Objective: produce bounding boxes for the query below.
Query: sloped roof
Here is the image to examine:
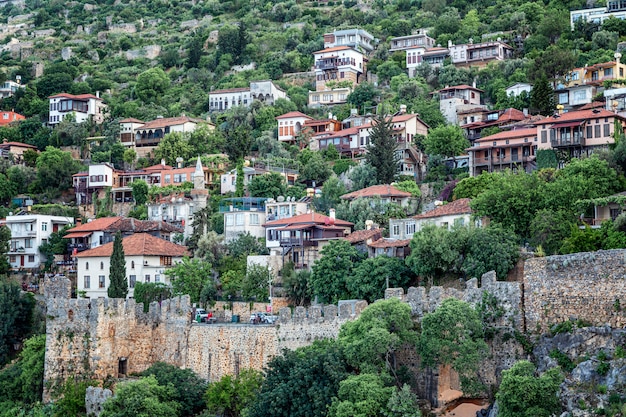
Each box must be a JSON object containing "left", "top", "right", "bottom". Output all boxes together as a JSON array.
[
  {"left": 138, "top": 116, "right": 202, "bottom": 130},
  {"left": 473, "top": 128, "right": 537, "bottom": 143},
  {"left": 368, "top": 238, "right": 411, "bottom": 248},
  {"left": 313, "top": 46, "right": 353, "bottom": 54},
  {"left": 414, "top": 198, "right": 472, "bottom": 219},
  {"left": 535, "top": 109, "right": 624, "bottom": 125},
  {"left": 341, "top": 184, "right": 412, "bottom": 200},
  {"left": 75, "top": 233, "right": 188, "bottom": 258},
  {"left": 119, "top": 117, "right": 144, "bottom": 123},
  {"left": 578, "top": 101, "right": 605, "bottom": 110},
  {"left": 439, "top": 84, "right": 484, "bottom": 93},
  {"left": 264, "top": 212, "right": 353, "bottom": 228},
  {"left": 344, "top": 228, "right": 382, "bottom": 243},
  {"left": 65, "top": 217, "right": 123, "bottom": 233},
  {"left": 275, "top": 111, "right": 314, "bottom": 120},
  {"left": 102, "top": 218, "right": 183, "bottom": 233},
  {"left": 0, "top": 141, "right": 38, "bottom": 149},
  {"left": 49, "top": 93, "right": 102, "bottom": 100}
]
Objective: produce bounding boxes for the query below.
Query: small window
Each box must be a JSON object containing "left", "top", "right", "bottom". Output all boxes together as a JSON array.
[
  {"left": 145, "top": 274, "right": 151, "bottom": 283},
  {"left": 84, "top": 275, "right": 91, "bottom": 289},
  {"left": 86, "top": 262, "right": 89, "bottom": 270},
  {"left": 100, "top": 261, "right": 104, "bottom": 270},
  {"left": 131, "top": 261, "right": 135, "bottom": 269},
  {"left": 155, "top": 274, "right": 160, "bottom": 283},
  {"left": 129, "top": 275, "right": 136, "bottom": 288},
  {"left": 42, "top": 222, "right": 48, "bottom": 231},
  {"left": 99, "top": 275, "right": 105, "bottom": 288},
  {"left": 28, "top": 255, "right": 35, "bottom": 263}
]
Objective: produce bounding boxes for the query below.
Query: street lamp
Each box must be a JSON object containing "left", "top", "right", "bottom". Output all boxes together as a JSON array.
[{"left": 268, "top": 266, "right": 273, "bottom": 314}]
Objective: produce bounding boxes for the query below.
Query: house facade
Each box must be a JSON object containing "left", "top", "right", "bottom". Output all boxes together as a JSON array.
[
  {"left": 0, "top": 110, "right": 25, "bottom": 126},
  {"left": 468, "top": 128, "right": 538, "bottom": 176},
  {"left": 449, "top": 40, "right": 513, "bottom": 69},
  {"left": 118, "top": 118, "right": 145, "bottom": 147},
  {"left": 0, "top": 141, "right": 38, "bottom": 163},
  {"left": 323, "top": 28, "right": 375, "bottom": 54},
  {"left": 221, "top": 197, "right": 267, "bottom": 242},
  {"left": 0, "top": 79, "right": 25, "bottom": 99},
  {"left": 406, "top": 46, "right": 449, "bottom": 76},
  {"left": 264, "top": 211, "right": 353, "bottom": 270},
  {"left": 276, "top": 111, "right": 314, "bottom": 143},
  {"left": 208, "top": 80, "right": 287, "bottom": 112},
  {"left": 390, "top": 29, "right": 435, "bottom": 52},
  {"left": 340, "top": 184, "right": 413, "bottom": 207},
  {"left": 6, "top": 214, "right": 73, "bottom": 270},
  {"left": 48, "top": 93, "right": 106, "bottom": 125},
  {"left": 570, "top": 1, "right": 626, "bottom": 29},
  {"left": 133, "top": 116, "right": 207, "bottom": 156},
  {"left": 438, "top": 85, "right": 484, "bottom": 125},
  {"left": 75, "top": 233, "right": 187, "bottom": 299}
]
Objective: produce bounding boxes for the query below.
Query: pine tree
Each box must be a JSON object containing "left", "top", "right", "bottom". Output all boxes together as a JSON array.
[
  {"left": 108, "top": 231, "right": 128, "bottom": 298},
  {"left": 530, "top": 75, "right": 555, "bottom": 116},
  {"left": 366, "top": 114, "right": 398, "bottom": 184}
]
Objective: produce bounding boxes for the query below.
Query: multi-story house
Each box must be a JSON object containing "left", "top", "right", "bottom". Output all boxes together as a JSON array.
[
  {"left": 133, "top": 115, "right": 207, "bottom": 156},
  {"left": 75, "top": 233, "right": 188, "bottom": 299},
  {"left": 341, "top": 184, "right": 413, "bottom": 208},
  {"left": 406, "top": 46, "right": 450, "bottom": 76},
  {"left": 118, "top": 118, "right": 145, "bottom": 147},
  {"left": 449, "top": 40, "right": 513, "bottom": 69},
  {"left": 505, "top": 83, "right": 532, "bottom": 98},
  {"left": 74, "top": 163, "right": 117, "bottom": 206},
  {"left": 276, "top": 111, "right": 314, "bottom": 144},
  {"left": 5, "top": 214, "right": 74, "bottom": 270},
  {"left": 0, "top": 78, "right": 25, "bottom": 99},
  {"left": 208, "top": 80, "right": 288, "bottom": 112},
  {"left": 308, "top": 87, "right": 353, "bottom": 108},
  {"left": 467, "top": 127, "right": 538, "bottom": 176},
  {"left": 0, "top": 110, "right": 25, "bottom": 126},
  {"left": 264, "top": 211, "right": 353, "bottom": 270},
  {"left": 323, "top": 28, "right": 375, "bottom": 54},
  {"left": 0, "top": 140, "right": 38, "bottom": 163},
  {"left": 570, "top": 1, "right": 626, "bottom": 29},
  {"left": 389, "top": 29, "right": 435, "bottom": 52},
  {"left": 536, "top": 108, "right": 626, "bottom": 161},
  {"left": 557, "top": 58, "right": 626, "bottom": 110},
  {"left": 309, "top": 46, "right": 366, "bottom": 107},
  {"left": 221, "top": 197, "right": 268, "bottom": 242},
  {"left": 460, "top": 108, "right": 528, "bottom": 142},
  {"left": 266, "top": 197, "right": 311, "bottom": 222},
  {"left": 437, "top": 84, "right": 484, "bottom": 125},
  {"left": 48, "top": 93, "right": 107, "bottom": 125}
]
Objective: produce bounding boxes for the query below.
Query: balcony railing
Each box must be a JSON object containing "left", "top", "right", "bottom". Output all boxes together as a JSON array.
[
  {"left": 279, "top": 237, "right": 317, "bottom": 247},
  {"left": 551, "top": 136, "right": 585, "bottom": 147},
  {"left": 473, "top": 155, "right": 534, "bottom": 165}
]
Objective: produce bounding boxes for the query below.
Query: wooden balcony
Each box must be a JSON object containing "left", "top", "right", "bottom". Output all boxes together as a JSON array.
[{"left": 279, "top": 237, "right": 317, "bottom": 247}]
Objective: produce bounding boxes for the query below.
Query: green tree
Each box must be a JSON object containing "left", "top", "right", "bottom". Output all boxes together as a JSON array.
[
  {"left": 419, "top": 298, "right": 488, "bottom": 395},
  {"left": 141, "top": 362, "right": 207, "bottom": 417},
  {"left": 393, "top": 180, "right": 421, "bottom": 198},
  {"left": 247, "top": 172, "right": 286, "bottom": 198},
  {"left": 226, "top": 232, "right": 266, "bottom": 259},
  {"left": 153, "top": 132, "right": 194, "bottom": 166},
  {"left": 347, "top": 82, "right": 379, "bottom": 111},
  {"left": 282, "top": 269, "right": 312, "bottom": 306},
  {"left": 224, "top": 126, "right": 252, "bottom": 164},
  {"left": 131, "top": 179, "right": 149, "bottom": 206},
  {"left": 314, "top": 175, "right": 347, "bottom": 213},
  {"left": 328, "top": 373, "right": 394, "bottom": 417},
  {"left": 0, "top": 282, "right": 35, "bottom": 365},
  {"left": 405, "top": 224, "right": 458, "bottom": 285},
  {"left": 133, "top": 282, "right": 172, "bottom": 312},
  {"left": 108, "top": 231, "right": 128, "bottom": 298},
  {"left": 453, "top": 172, "right": 502, "bottom": 199},
  {"left": 496, "top": 361, "right": 563, "bottom": 417},
  {"left": 529, "top": 209, "right": 576, "bottom": 255},
  {"left": 530, "top": 75, "right": 555, "bottom": 116},
  {"left": 0, "top": 226, "right": 12, "bottom": 275},
  {"left": 339, "top": 298, "right": 416, "bottom": 378},
  {"left": 242, "top": 264, "right": 270, "bottom": 301},
  {"left": 310, "top": 240, "right": 362, "bottom": 303},
  {"left": 166, "top": 257, "right": 213, "bottom": 303},
  {"left": 300, "top": 151, "right": 333, "bottom": 185},
  {"left": 347, "top": 256, "right": 412, "bottom": 303},
  {"left": 247, "top": 340, "right": 350, "bottom": 417},
  {"left": 366, "top": 114, "right": 398, "bottom": 184},
  {"left": 123, "top": 148, "right": 137, "bottom": 170},
  {"left": 205, "top": 369, "right": 262, "bottom": 417},
  {"left": 187, "top": 35, "right": 204, "bottom": 69},
  {"left": 383, "top": 384, "right": 421, "bottom": 417},
  {"left": 423, "top": 125, "right": 469, "bottom": 163},
  {"left": 52, "top": 377, "right": 98, "bottom": 417},
  {"left": 135, "top": 68, "right": 170, "bottom": 104},
  {"left": 35, "top": 146, "right": 83, "bottom": 192},
  {"left": 461, "top": 225, "right": 520, "bottom": 280},
  {"left": 39, "top": 226, "right": 69, "bottom": 272},
  {"left": 100, "top": 376, "right": 180, "bottom": 417},
  {"left": 349, "top": 164, "right": 378, "bottom": 191},
  {"left": 235, "top": 161, "right": 245, "bottom": 197},
  {"left": 0, "top": 173, "right": 17, "bottom": 204}
]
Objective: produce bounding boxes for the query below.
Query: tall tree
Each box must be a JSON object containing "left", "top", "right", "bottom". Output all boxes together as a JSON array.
[
  {"left": 108, "top": 231, "right": 128, "bottom": 298},
  {"left": 423, "top": 125, "right": 469, "bottom": 164},
  {"left": 530, "top": 75, "right": 555, "bottom": 116},
  {"left": 366, "top": 114, "right": 398, "bottom": 184}
]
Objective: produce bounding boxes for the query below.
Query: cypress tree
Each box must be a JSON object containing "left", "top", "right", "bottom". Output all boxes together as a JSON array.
[
  {"left": 108, "top": 231, "right": 128, "bottom": 298},
  {"left": 366, "top": 113, "right": 398, "bottom": 184}
]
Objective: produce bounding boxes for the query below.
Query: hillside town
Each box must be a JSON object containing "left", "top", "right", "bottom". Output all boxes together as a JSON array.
[{"left": 1, "top": 0, "right": 626, "bottom": 416}]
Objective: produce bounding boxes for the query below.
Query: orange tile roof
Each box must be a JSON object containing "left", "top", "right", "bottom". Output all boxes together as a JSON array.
[
  {"left": 49, "top": 93, "right": 102, "bottom": 100},
  {"left": 439, "top": 84, "right": 484, "bottom": 93},
  {"left": 0, "top": 141, "right": 38, "bottom": 149},
  {"left": 275, "top": 111, "right": 314, "bottom": 120},
  {"left": 264, "top": 212, "right": 353, "bottom": 227},
  {"left": 414, "top": 198, "right": 472, "bottom": 219},
  {"left": 75, "top": 233, "right": 188, "bottom": 258},
  {"left": 498, "top": 108, "right": 526, "bottom": 123},
  {"left": 313, "top": 46, "right": 353, "bottom": 54},
  {"left": 119, "top": 117, "right": 144, "bottom": 123},
  {"left": 473, "top": 128, "right": 537, "bottom": 143},
  {"left": 535, "top": 109, "right": 624, "bottom": 125},
  {"left": 578, "top": 101, "right": 604, "bottom": 110},
  {"left": 138, "top": 116, "right": 202, "bottom": 130},
  {"left": 65, "top": 217, "right": 123, "bottom": 233},
  {"left": 0, "top": 111, "right": 25, "bottom": 126},
  {"left": 368, "top": 238, "right": 411, "bottom": 248},
  {"left": 344, "top": 228, "right": 382, "bottom": 243},
  {"left": 341, "top": 184, "right": 412, "bottom": 200}
]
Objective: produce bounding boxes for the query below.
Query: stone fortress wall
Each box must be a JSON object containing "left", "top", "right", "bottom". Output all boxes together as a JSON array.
[{"left": 43, "top": 249, "right": 626, "bottom": 400}]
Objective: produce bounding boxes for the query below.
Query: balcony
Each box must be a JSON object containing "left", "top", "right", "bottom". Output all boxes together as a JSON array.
[
  {"left": 551, "top": 136, "right": 585, "bottom": 148},
  {"left": 279, "top": 237, "right": 317, "bottom": 247},
  {"left": 473, "top": 155, "right": 534, "bottom": 165}
]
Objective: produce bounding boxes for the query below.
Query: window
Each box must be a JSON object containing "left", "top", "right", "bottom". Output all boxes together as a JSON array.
[
  {"left": 595, "top": 124, "right": 601, "bottom": 138},
  {"left": 392, "top": 224, "right": 400, "bottom": 236},
  {"left": 160, "top": 256, "right": 172, "bottom": 266},
  {"left": 99, "top": 275, "right": 105, "bottom": 288},
  {"left": 235, "top": 213, "right": 244, "bottom": 226},
  {"left": 587, "top": 125, "right": 593, "bottom": 138},
  {"left": 9, "top": 256, "right": 15, "bottom": 263},
  {"left": 42, "top": 222, "right": 48, "bottom": 231},
  {"left": 25, "top": 239, "right": 32, "bottom": 248},
  {"left": 28, "top": 255, "right": 35, "bottom": 262},
  {"left": 131, "top": 261, "right": 135, "bottom": 269},
  {"left": 604, "top": 124, "right": 610, "bottom": 137},
  {"left": 226, "top": 215, "right": 234, "bottom": 226},
  {"left": 405, "top": 223, "right": 416, "bottom": 235},
  {"left": 558, "top": 92, "right": 568, "bottom": 104},
  {"left": 250, "top": 213, "right": 259, "bottom": 225},
  {"left": 145, "top": 274, "right": 151, "bottom": 283},
  {"left": 541, "top": 131, "right": 547, "bottom": 143},
  {"left": 86, "top": 262, "right": 89, "bottom": 270},
  {"left": 165, "top": 174, "right": 171, "bottom": 183},
  {"left": 84, "top": 276, "right": 90, "bottom": 289},
  {"left": 155, "top": 274, "right": 160, "bottom": 283},
  {"left": 100, "top": 261, "right": 104, "bottom": 270},
  {"left": 129, "top": 275, "right": 136, "bottom": 288}
]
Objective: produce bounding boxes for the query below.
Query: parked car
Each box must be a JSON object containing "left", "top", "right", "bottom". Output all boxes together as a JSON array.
[
  {"left": 250, "top": 312, "right": 278, "bottom": 324},
  {"left": 264, "top": 314, "right": 278, "bottom": 324},
  {"left": 195, "top": 308, "right": 209, "bottom": 322}
]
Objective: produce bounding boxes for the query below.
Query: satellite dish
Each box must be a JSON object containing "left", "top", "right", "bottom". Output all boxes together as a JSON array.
[{"left": 277, "top": 196, "right": 285, "bottom": 202}]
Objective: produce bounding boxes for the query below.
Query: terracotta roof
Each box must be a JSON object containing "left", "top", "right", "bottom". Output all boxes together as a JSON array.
[
  {"left": 323, "top": 126, "right": 360, "bottom": 138},
  {"left": 65, "top": 217, "right": 123, "bottom": 233},
  {"left": 49, "top": 93, "right": 102, "bottom": 100},
  {"left": 275, "top": 111, "right": 314, "bottom": 120},
  {"left": 209, "top": 87, "right": 250, "bottom": 94},
  {"left": 498, "top": 108, "right": 526, "bottom": 123},
  {"left": 264, "top": 212, "right": 353, "bottom": 228},
  {"left": 75, "top": 233, "right": 188, "bottom": 258},
  {"left": 102, "top": 218, "right": 183, "bottom": 233},
  {"left": 0, "top": 141, "right": 38, "bottom": 149},
  {"left": 344, "top": 228, "right": 382, "bottom": 243},
  {"left": 438, "top": 84, "right": 484, "bottom": 93},
  {"left": 414, "top": 198, "right": 472, "bottom": 219},
  {"left": 390, "top": 113, "right": 430, "bottom": 128},
  {"left": 313, "top": 46, "right": 353, "bottom": 54},
  {"left": 119, "top": 117, "right": 144, "bottom": 123},
  {"left": 535, "top": 109, "right": 624, "bottom": 125},
  {"left": 423, "top": 47, "right": 449, "bottom": 55},
  {"left": 473, "top": 128, "right": 537, "bottom": 143},
  {"left": 138, "top": 116, "right": 202, "bottom": 130},
  {"left": 578, "top": 101, "right": 604, "bottom": 110},
  {"left": 368, "top": 238, "right": 411, "bottom": 248},
  {"left": 341, "top": 184, "right": 412, "bottom": 200}
]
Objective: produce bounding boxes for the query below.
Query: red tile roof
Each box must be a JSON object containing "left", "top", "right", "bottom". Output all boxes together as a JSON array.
[
  {"left": 264, "top": 212, "right": 353, "bottom": 228},
  {"left": 473, "top": 128, "right": 537, "bottom": 143},
  {"left": 341, "top": 184, "right": 412, "bottom": 200},
  {"left": 49, "top": 93, "right": 102, "bottom": 100},
  {"left": 65, "top": 217, "right": 123, "bottom": 233},
  {"left": 0, "top": 141, "right": 38, "bottom": 149},
  {"left": 344, "top": 228, "right": 382, "bottom": 243},
  {"left": 498, "top": 108, "right": 526, "bottom": 123},
  {"left": 438, "top": 84, "right": 484, "bottom": 93},
  {"left": 414, "top": 198, "right": 472, "bottom": 219},
  {"left": 535, "top": 109, "right": 624, "bottom": 125},
  {"left": 75, "top": 233, "right": 188, "bottom": 258},
  {"left": 578, "top": 101, "right": 604, "bottom": 110},
  {"left": 119, "top": 117, "right": 144, "bottom": 123},
  {"left": 313, "top": 46, "right": 353, "bottom": 54},
  {"left": 138, "top": 116, "right": 202, "bottom": 130},
  {"left": 368, "top": 238, "right": 411, "bottom": 248},
  {"left": 275, "top": 111, "right": 314, "bottom": 120}
]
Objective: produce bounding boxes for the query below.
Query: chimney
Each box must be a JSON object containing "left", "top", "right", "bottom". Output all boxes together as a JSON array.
[
  {"left": 96, "top": 91, "right": 100, "bottom": 98},
  {"left": 365, "top": 220, "right": 373, "bottom": 230},
  {"left": 329, "top": 208, "right": 336, "bottom": 223},
  {"left": 448, "top": 40, "right": 452, "bottom": 48},
  {"left": 161, "top": 158, "right": 166, "bottom": 166},
  {"left": 328, "top": 112, "right": 333, "bottom": 120},
  {"left": 399, "top": 104, "right": 407, "bottom": 114},
  {"left": 350, "top": 108, "right": 358, "bottom": 116}
]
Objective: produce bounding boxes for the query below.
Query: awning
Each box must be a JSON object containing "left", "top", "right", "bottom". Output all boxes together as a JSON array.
[
  {"left": 63, "top": 231, "right": 93, "bottom": 239},
  {"left": 551, "top": 121, "right": 584, "bottom": 129}
]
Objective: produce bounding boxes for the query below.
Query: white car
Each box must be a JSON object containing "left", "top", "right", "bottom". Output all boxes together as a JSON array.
[{"left": 195, "top": 309, "right": 209, "bottom": 322}]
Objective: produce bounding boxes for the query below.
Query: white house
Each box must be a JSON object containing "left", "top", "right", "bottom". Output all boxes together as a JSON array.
[
  {"left": 209, "top": 80, "right": 287, "bottom": 112},
  {"left": 323, "top": 28, "right": 375, "bottom": 54},
  {"left": 570, "top": 1, "right": 626, "bottom": 29},
  {"left": 265, "top": 196, "right": 311, "bottom": 222},
  {"left": 0, "top": 79, "right": 25, "bottom": 99},
  {"left": 221, "top": 197, "right": 267, "bottom": 242},
  {"left": 118, "top": 117, "right": 145, "bottom": 147},
  {"left": 88, "top": 163, "right": 116, "bottom": 189},
  {"left": 5, "top": 214, "right": 74, "bottom": 270},
  {"left": 437, "top": 85, "right": 484, "bottom": 125},
  {"left": 75, "top": 233, "right": 188, "bottom": 299},
  {"left": 276, "top": 111, "right": 314, "bottom": 143},
  {"left": 48, "top": 93, "right": 107, "bottom": 125},
  {"left": 390, "top": 29, "right": 435, "bottom": 52},
  {"left": 505, "top": 83, "right": 532, "bottom": 98}
]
